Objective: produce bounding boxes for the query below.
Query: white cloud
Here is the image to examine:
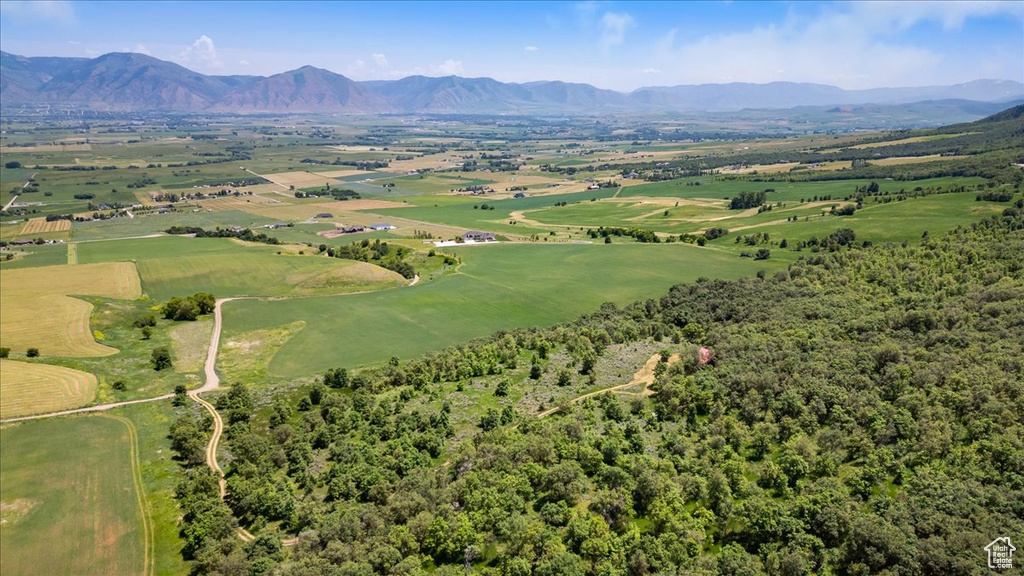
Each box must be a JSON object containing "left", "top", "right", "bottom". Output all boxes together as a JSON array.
[
  {"left": 648, "top": 2, "right": 1024, "bottom": 89},
  {"left": 178, "top": 35, "right": 222, "bottom": 70},
  {"left": 0, "top": 1, "right": 74, "bottom": 24},
  {"left": 372, "top": 53, "right": 389, "bottom": 69},
  {"left": 238, "top": 59, "right": 250, "bottom": 67},
  {"left": 131, "top": 44, "right": 150, "bottom": 56},
  {"left": 600, "top": 11, "right": 634, "bottom": 49},
  {"left": 524, "top": 45, "right": 540, "bottom": 52},
  {"left": 642, "top": 68, "right": 661, "bottom": 74},
  {"left": 434, "top": 59, "right": 464, "bottom": 75}
]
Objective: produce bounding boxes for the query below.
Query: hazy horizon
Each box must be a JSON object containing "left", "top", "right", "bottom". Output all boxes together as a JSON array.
[{"left": 1, "top": 1, "right": 1022, "bottom": 92}]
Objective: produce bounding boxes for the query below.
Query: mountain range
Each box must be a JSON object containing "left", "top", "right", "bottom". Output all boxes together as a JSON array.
[{"left": 2, "top": 51, "right": 1022, "bottom": 115}]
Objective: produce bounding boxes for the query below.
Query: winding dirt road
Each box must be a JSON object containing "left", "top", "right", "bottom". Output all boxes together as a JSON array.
[{"left": 537, "top": 353, "right": 679, "bottom": 418}]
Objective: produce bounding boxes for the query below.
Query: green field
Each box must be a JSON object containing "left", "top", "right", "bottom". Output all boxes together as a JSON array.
[
  {"left": 0, "top": 415, "right": 148, "bottom": 576},
  {"left": 618, "top": 175, "right": 987, "bottom": 202},
  {"left": 224, "top": 241, "right": 777, "bottom": 377},
  {"left": 76, "top": 235, "right": 407, "bottom": 299}
]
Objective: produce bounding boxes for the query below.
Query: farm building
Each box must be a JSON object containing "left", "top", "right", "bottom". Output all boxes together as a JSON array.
[
  {"left": 314, "top": 213, "right": 333, "bottom": 219},
  {"left": 370, "top": 223, "right": 396, "bottom": 231},
  {"left": 463, "top": 231, "right": 496, "bottom": 242},
  {"left": 265, "top": 222, "right": 291, "bottom": 229},
  {"left": 513, "top": 192, "right": 526, "bottom": 199}
]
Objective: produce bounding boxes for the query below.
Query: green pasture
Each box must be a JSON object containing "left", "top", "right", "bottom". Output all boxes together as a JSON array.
[
  {"left": 713, "top": 191, "right": 1014, "bottom": 251},
  {"left": 223, "top": 242, "right": 777, "bottom": 377},
  {"left": 0, "top": 416, "right": 146, "bottom": 576},
  {"left": 374, "top": 187, "right": 621, "bottom": 234},
  {"left": 70, "top": 210, "right": 275, "bottom": 242},
  {"left": 75, "top": 235, "right": 405, "bottom": 300},
  {"left": 618, "top": 176, "right": 987, "bottom": 202}
]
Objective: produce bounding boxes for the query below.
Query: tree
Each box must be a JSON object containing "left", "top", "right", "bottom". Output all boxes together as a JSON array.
[
  {"left": 5, "top": 161, "right": 22, "bottom": 169},
  {"left": 26, "top": 347, "right": 39, "bottom": 358},
  {"left": 163, "top": 297, "right": 199, "bottom": 321},
  {"left": 494, "top": 379, "right": 511, "bottom": 397},
  {"left": 173, "top": 383, "right": 189, "bottom": 407},
  {"left": 152, "top": 347, "right": 172, "bottom": 371},
  {"left": 141, "top": 326, "right": 152, "bottom": 340},
  {"left": 0, "top": 347, "right": 9, "bottom": 358},
  {"left": 192, "top": 292, "right": 216, "bottom": 315}
]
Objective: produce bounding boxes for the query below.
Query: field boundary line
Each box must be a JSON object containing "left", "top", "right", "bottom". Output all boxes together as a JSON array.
[{"left": 98, "top": 413, "right": 154, "bottom": 576}]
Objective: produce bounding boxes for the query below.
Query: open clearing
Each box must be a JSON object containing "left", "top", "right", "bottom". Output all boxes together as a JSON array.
[
  {"left": 0, "top": 415, "right": 148, "bottom": 576},
  {"left": 0, "top": 262, "right": 142, "bottom": 357},
  {"left": 0, "top": 359, "right": 98, "bottom": 419},
  {"left": 169, "top": 319, "right": 213, "bottom": 374},
  {"left": 19, "top": 218, "right": 71, "bottom": 235}
]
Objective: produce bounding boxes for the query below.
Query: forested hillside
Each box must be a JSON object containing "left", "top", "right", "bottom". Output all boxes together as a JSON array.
[{"left": 173, "top": 206, "right": 1024, "bottom": 575}]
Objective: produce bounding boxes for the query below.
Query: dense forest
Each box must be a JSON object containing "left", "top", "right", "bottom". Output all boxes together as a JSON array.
[{"left": 172, "top": 207, "right": 1024, "bottom": 575}]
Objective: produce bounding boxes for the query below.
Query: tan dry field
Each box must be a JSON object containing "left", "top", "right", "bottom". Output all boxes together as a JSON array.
[
  {"left": 313, "top": 199, "right": 410, "bottom": 211},
  {"left": 389, "top": 154, "right": 465, "bottom": 172},
  {"left": 0, "top": 359, "right": 98, "bottom": 419},
  {"left": 0, "top": 262, "right": 142, "bottom": 357},
  {"left": 198, "top": 194, "right": 283, "bottom": 212},
  {"left": 262, "top": 171, "right": 340, "bottom": 188},
  {"left": 19, "top": 218, "right": 71, "bottom": 235},
  {"left": 868, "top": 154, "right": 970, "bottom": 166},
  {"left": 308, "top": 169, "right": 365, "bottom": 179}
]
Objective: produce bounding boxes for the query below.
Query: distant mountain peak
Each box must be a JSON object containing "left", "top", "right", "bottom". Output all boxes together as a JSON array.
[{"left": 1, "top": 50, "right": 1021, "bottom": 114}]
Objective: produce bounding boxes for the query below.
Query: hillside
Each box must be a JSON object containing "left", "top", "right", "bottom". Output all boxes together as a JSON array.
[{"left": 173, "top": 210, "right": 1024, "bottom": 575}]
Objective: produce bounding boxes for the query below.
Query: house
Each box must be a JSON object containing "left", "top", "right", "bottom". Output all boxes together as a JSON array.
[
  {"left": 463, "top": 230, "right": 495, "bottom": 242},
  {"left": 370, "top": 223, "right": 396, "bottom": 231},
  {"left": 314, "top": 213, "right": 333, "bottom": 219},
  {"left": 265, "top": 222, "right": 290, "bottom": 229}
]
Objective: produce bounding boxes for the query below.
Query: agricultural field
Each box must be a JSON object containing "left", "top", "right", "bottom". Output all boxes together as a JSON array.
[
  {"left": 0, "top": 415, "right": 149, "bottom": 576},
  {"left": 76, "top": 235, "right": 407, "bottom": 299},
  {"left": 0, "top": 359, "right": 98, "bottom": 419},
  {"left": 224, "top": 241, "right": 777, "bottom": 377},
  {"left": 0, "top": 261, "right": 141, "bottom": 357}
]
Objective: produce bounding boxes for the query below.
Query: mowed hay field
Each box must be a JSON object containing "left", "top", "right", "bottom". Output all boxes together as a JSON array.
[
  {"left": 76, "top": 236, "right": 407, "bottom": 299},
  {"left": 225, "top": 242, "right": 777, "bottom": 377},
  {"left": 0, "top": 360, "right": 98, "bottom": 419},
  {"left": 0, "top": 415, "right": 148, "bottom": 576},
  {"left": 19, "top": 217, "right": 71, "bottom": 235},
  {"left": 0, "top": 262, "right": 142, "bottom": 357}
]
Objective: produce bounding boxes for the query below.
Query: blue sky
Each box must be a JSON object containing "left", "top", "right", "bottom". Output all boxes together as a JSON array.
[{"left": 1, "top": 1, "right": 1022, "bottom": 90}]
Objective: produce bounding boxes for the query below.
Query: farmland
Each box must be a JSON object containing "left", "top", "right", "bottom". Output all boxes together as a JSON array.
[
  {"left": 0, "top": 105, "right": 1021, "bottom": 575},
  {"left": 0, "top": 359, "right": 98, "bottom": 419},
  {"left": 0, "top": 262, "right": 141, "bottom": 357},
  {"left": 0, "top": 415, "right": 148, "bottom": 576}
]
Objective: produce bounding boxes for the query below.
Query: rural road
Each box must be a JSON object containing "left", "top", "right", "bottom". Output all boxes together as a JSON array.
[
  {"left": 1, "top": 172, "right": 37, "bottom": 212},
  {"left": 537, "top": 353, "right": 678, "bottom": 418},
  {"left": 0, "top": 393, "right": 175, "bottom": 423}
]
